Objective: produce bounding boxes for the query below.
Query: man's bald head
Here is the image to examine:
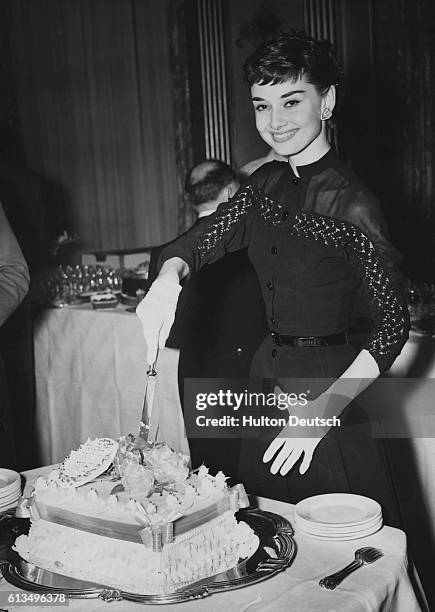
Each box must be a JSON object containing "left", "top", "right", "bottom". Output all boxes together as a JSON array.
[
  {"left": 185, "top": 159, "right": 239, "bottom": 211},
  {"left": 189, "top": 160, "right": 222, "bottom": 184}
]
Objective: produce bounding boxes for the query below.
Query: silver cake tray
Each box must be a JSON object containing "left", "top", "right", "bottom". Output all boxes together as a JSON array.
[{"left": 0, "top": 508, "right": 296, "bottom": 605}]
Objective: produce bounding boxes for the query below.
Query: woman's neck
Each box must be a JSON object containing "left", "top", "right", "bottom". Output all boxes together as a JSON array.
[{"left": 288, "top": 130, "right": 331, "bottom": 176}]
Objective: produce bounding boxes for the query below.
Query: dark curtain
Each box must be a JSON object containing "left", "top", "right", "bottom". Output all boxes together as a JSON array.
[
  {"left": 371, "top": 0, "right": 435, "bottom": 272},
  {"left": 7, "top": 0, "right": 179, "bottom": 251}
]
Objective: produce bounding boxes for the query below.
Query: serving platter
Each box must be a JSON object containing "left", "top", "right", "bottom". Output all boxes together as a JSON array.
[{"left": 0, "top": 508, "right": 296, "bottom": 605}]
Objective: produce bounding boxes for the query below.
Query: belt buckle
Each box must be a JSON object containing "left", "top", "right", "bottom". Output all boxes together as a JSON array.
[
  {"left": 270, "top": 332, "right": 281, "bottom": 346},
  {"left": 297, "top": 336, "right": 318, "bottom": 347}
]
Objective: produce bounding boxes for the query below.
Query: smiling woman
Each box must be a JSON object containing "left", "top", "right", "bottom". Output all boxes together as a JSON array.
[
  {"left": 244, "top": 31, "right": 340, "bottom": 166},
  {"left": 251, "top": 78, "right": 334, "bottom": 163},
  {"left": 136, "top": 31, "right": 409, "bottom": 524}
]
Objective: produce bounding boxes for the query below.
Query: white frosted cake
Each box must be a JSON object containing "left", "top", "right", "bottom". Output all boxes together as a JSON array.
[{"left": 14, "top": 437, "right": 259, "bottom": 594}]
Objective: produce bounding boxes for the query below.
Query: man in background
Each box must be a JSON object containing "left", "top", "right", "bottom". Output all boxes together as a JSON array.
[
  {"left": 148, "top": 159, "right": 268, "bottom": 477},
  {"left": 238, "top": 148, "right": 286, "bottom": 180},
  {"left": 0, "top": 202, "right": 29, "bottom": 467}
]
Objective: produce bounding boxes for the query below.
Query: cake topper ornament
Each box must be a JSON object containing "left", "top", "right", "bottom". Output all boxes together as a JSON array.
[{"left": 44, "top": 438, "right": 118, "bottom": 488}]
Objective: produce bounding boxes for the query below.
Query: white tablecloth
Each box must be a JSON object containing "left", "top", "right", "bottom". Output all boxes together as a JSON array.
[
  {"left": 0, "top": 465, "right": 426, "bottom": 612},
  {"left": 34, "top": 305, "right": 186, "bottom": 465}
]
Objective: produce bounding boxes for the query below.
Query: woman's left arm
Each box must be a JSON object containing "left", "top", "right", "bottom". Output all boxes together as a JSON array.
[{"left": 264, "top": 195, "right": 410, "bottom": 475}]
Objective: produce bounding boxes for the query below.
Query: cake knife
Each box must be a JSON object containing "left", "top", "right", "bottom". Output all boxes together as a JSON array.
[{"left": 139, "top": 359, "right": 158, "bottom": 442}]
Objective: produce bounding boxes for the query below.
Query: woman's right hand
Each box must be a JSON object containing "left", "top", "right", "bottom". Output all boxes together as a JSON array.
[{"left": 136, "top": 273, "right": 182, "bottom": 365}]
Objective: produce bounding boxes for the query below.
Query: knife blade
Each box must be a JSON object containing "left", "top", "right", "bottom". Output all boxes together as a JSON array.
[{"left": 139, "top": 361, "right": 157, "bottom": 442}]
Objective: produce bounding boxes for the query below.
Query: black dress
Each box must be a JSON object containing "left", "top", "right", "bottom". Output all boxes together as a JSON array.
[
  {"left": 160, "top": 150, "right": 410, "bottom": 524},
  {"left": 150, "top": 218, "right": 268, "bottom": 478}
]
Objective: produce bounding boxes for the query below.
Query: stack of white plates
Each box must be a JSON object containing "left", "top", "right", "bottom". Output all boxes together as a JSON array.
[
  {"left": 295, "top": 493, "right": 383, "bottom": 541},
  {"left": 0, "top": 468, "right": 21, "bottom": 511}
]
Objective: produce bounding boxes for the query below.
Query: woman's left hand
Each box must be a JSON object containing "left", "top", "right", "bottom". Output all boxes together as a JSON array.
[
  {"left": 263, "top": 389, "right": 337, "bottom": 476},
  {"left": 263, "top": 435, "right": 323, "bottom": 475}
]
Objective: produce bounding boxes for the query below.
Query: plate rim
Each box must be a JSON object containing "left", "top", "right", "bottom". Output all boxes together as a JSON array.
[
  {"left": 294, "top": 513, "right": 382, "bottom": 532},
  {"left": 295, "top": 493, "right": 382, "bottom": 526},
  {"left": 297, "top": 522, "right": 383, "bottom": 541},
  {"left": 0, "top": 469, "right": 20, "bottom": 489}
]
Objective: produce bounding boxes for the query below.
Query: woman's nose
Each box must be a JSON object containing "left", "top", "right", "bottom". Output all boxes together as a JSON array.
[{"left": 269, "top": 109, "right": 287, "bottom": 130}]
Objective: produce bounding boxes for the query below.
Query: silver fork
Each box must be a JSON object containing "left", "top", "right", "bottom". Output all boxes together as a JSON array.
[{"left": 319, "top": 547, "right": 383, "bottom": 590}]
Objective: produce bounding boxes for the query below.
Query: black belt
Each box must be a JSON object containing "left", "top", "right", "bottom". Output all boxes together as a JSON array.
[{"left": 270, "top": 331, "right": 348, "bottom": 347}]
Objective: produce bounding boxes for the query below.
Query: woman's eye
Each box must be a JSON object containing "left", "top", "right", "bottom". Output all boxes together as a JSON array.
[
  {"left": 254, "top": 104, "right": 268, "bottom": 112},
  {"left": 285, "top": 99, "right": 300, "bottom": 107}
]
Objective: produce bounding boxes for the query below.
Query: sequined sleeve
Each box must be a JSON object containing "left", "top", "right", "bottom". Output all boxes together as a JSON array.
[
  {"left": 344, "top": 200, "right": 409, "bottom": 371},
  {"left": 159, "top": 183, "right": 264, "bottom": 273},
  {"left": 293, "top": 200, "right": 409, "bottom": 372}
]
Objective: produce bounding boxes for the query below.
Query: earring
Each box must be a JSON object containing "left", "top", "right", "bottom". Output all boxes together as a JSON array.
[{"left": 321, "top": 107, "right": 331, "bottom": 120}]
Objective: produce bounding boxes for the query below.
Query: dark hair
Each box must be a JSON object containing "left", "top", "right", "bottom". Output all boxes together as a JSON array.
[
  {"left": 243, "top": 30, "right": 343, "bottom": 98},
  {"left": 185, "top": 159, "right": 237, "bottom": 207}
]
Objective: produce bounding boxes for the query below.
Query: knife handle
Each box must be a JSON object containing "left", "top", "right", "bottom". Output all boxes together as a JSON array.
[{"left": 146, "top": 365, "right": 157, "bottom": 377}]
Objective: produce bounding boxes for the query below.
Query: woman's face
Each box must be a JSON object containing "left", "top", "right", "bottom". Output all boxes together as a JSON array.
[{"left": 251, "top": 76, "right": 332, "bottom": 163}]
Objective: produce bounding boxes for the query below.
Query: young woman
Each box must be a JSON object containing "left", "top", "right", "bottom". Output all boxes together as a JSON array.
[{"left": 137, "top": 31, "right": 409, "bottom": 520}]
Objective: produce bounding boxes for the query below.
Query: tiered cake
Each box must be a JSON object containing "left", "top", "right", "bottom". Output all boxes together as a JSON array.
[{"left": 14, "top": 437, "right": 259, "bottom": 594}]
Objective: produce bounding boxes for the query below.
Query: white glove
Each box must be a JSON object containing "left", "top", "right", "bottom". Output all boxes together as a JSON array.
[{"left": 136, "top": 274, "right": 182, "bottom": 365}]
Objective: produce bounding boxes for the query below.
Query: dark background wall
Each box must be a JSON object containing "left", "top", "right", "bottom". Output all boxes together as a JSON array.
[
  {"left": 225, "top": 0, "right": 306, "bottom": 167},
  {"left": 370, "top": 0, "right": 434, "bottom": 277}
]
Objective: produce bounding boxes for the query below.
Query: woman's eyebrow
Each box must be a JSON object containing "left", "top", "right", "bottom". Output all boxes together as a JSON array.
[
  {"left": 251, "top": 90, "right": 306, "bottom": 102},
  {"left": 281, "top": 90, "right": 305, "bottom": 98}
]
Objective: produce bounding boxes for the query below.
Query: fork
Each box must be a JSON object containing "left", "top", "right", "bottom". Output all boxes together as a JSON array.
[{"left": 319, "top": 547, "right": 383, "bottom": 590}]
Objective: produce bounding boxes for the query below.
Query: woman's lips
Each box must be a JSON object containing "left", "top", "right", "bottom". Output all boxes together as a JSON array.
[{"left": 272, "top": 129, "right": 299, "bottom": 142}]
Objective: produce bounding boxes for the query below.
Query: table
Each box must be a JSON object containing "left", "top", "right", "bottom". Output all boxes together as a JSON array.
[
  {"left": 0, "top": 465, "right": 426, "bottom": 612},
  {"left": 33, "top": 304, "right": 186, "bottom": 465},
  {"left": 32, "top": 308, "right": 435, "bottom": 604}
]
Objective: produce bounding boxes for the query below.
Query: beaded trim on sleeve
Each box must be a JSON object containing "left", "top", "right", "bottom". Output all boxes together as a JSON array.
[
  {"left": 291, "top": 211, "right": 407, "bottom": 371},
  {"left": 197, "top": 185, "right": 254, "bottom": 259},
  {"left": 196, "top": 184, "right": 281, "bottom": 259}
]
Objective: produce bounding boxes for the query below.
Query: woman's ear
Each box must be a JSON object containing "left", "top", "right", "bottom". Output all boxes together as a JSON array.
[{"left": 321, "top": 85, "right": 336, "bottom": 120}]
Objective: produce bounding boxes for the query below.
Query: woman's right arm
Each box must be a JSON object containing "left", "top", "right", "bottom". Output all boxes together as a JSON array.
[
  {"left": 159, "top": 256, "right": 190, "bottom": 282},
  {"left": 136, "top": 257, "right": 188, "bottom": 364},
  {"left": 136, "top": 181, "right": 264, "bottom": 364},
  {"left": 157, "top": 183, "right": 262, "bottom": 275}
]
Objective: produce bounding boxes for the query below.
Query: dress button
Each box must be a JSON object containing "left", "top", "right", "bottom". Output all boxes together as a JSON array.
[
  {"left": 270, "top": 316, "right": 277, "bottom": 326},
  {"left": 282, "top": 210, "right": 289, "bottom": 220},
  {"left": 292, "top": 177, "right": 300, "bottom": 186},
  {"left": 271, "top": 246, "right": 277, "bottom": 255},
  {"left": 236, "top": 347, "right": 243, "bottom": 355},
  {"left": 267, "top": 281, "right": 273, "bottom": 291},
  {"left": 272, "top": 348, "right": 277, "bottom": 358}
]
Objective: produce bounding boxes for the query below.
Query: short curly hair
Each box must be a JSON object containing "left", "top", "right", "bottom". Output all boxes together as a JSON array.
[{"left": 243, "top": 30, "right": 344, "bottom": 100}]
